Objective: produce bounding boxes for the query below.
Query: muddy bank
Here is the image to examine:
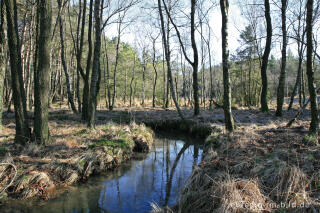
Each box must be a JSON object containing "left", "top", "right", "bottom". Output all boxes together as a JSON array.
[{"left": 0, "top": 122, "right": 154, "bottom": 203}]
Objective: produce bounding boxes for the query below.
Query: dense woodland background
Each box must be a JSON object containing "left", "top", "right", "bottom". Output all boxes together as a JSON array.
[{"left": 0, "top": 0, "right": 320, "bottom": 144}]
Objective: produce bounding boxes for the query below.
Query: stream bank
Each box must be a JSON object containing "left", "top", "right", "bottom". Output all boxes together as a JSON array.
[
  {"left": 0, "top": 121, "right": 154, "bottom": 203},
  {"left": 1, "top": 133, "right": 203, "bottom": 213}
]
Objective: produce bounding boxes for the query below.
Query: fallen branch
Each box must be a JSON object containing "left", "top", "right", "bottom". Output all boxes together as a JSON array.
[
  {"left": 0, "top": 163, "right": 17, "bottom": 195},
  {"left": 286, "top": 85, "right": 320, "bottom": 127}
]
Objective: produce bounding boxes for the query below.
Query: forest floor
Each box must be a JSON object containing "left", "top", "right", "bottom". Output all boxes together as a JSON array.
[{"left": 0, "top": 103, "right": 317, "bottom": 212}]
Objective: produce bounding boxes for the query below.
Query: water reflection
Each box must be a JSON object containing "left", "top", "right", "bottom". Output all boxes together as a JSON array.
[{"left": 1, "top": 134, "right": 202, "bottom": 213}]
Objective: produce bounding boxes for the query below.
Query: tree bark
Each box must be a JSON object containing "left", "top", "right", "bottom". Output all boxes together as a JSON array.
[
  {"left": 76, "top": 0, "right": 87, "bottom": 113},
  {"left": 141, "top": 54, "right": 146, "bottom": 107},
  {"left": 190, "top": 0, "right": 199, "bottom": 115},
  {"left": 260, "top": 0, "right": 272, "bottom": 112},
  {"left": 306, "top": 0, "right": 319, "bottom": 134},
  {"left": 0, "top": 1, "right": 5, "bottom": 128},
  {"left": 275, "top": 0, "right": 287, "bottom": 117},
  {"left": 82, "top": 0, "right": 93, "bottom": 121},
  {"left": 220, "top": 0, "right": 235, "bottom": 131},
  {"left": 88, "top": 0, "right": 101, "bottom": 128},
  {"left": 152, "top": 39, "right": 158, "bottom": 108},
  {"left": 34, "top": 0, "right": 52, "bottom": 144},
  {"left": 5, "top": 0, "right": 31, "bottom": 143},
  {"left": 129, "top": 54, "right": 136, "bottom": 107}
]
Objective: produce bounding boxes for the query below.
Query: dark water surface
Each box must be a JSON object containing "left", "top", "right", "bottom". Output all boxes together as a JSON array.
[{"left": 2, "top": 133, "right": 203, "bottom": 213}]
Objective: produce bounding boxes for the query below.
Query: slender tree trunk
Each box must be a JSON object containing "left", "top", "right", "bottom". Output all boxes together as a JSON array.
[
  {"left": 158, "top": 0, "right": 184, "bottom": 120},
  {"left": 34, "top": 0, "right": 52, "bottom": 144},
  {"left": 141, "top": 57, "right": 146, "bottom": 107},
  {"left": 111, "top": 26, "right": 121, "bottom": 110},
  {"left": 275, "top": 0, "right": 287, "bottom": 117},
  {"left": 260, "top": 0, "right": 272, "bottom": 112},
  {"left": 5, "top": 0, "right": 31, "bottom": 143},
  {"left": 152, "top": 40, "right": 158, "bottom": 108},
  {"left": 208, "top": 42, "right": 214, "bottom": 110},
  {"left": 88, "top": 0, "right": 101, "bottom": 128},
  {"left": 162, "top": 0, "right": 199, "bottom": 115},
  {"left": 288, "top": 43, "right": 305, "bottom": 110},
  {"left": 190, "top": 0, "right": 199, "bottom": 115},
  {"left": 306, "top": 0, "right": 319, "bottom": 134},
  {"left": 162, "top": 47, "right": 166, "bottom": 108},
  {"left": 220, "top": 0, "right": 235, "bottom": 131},
  {"left": 124, "top": 69, "right": 127, "bottom": 104},
  {"left": 76, "top": 0, "right": 87, "bottom": 113},
  {"left": 0, "top": 1, "right": 5, "bottom": 128},
  {"left": 58, "top": 0, "right": 77, "bottom": 113},
  {"left": 106, "top": 48, "right": 111, "bottom": 109},
  {"left": 129, "top": 54, "right": 136, "bottom": 107},
  {"left": 82, "top": 0, "right": 93, "bottom": 120}
]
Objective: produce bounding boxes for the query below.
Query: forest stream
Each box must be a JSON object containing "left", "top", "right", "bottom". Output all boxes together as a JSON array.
[{"left": 1, "top": 133, "right": 203, "bottom": 213}]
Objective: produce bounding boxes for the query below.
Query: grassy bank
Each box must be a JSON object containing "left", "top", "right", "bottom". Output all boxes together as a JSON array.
[
  {"left": 0, "top": 120, "right": 153, "bottom": 202},
  {"left": 178, "top": 123, "right": 320, "bottom": 212}
]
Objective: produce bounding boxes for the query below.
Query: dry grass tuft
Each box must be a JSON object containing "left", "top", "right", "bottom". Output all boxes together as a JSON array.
[
  {"left": 258, "top": 159, "right": 310, "bottom": 204},
  {"left": 213, "top": 178, "right": 269, "bottom": 213},
  {"left": 13, "top": 171, "right": 54, "bottom": 199},
  {"left": 21, "top": 143, "right": 43, "bottom": 157},
  {"left": 180, "top": 169, "right": 268, "bottom": 213}
]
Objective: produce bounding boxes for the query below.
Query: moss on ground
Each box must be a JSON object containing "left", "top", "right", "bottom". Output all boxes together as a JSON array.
[{"left": 89, "top": 139, "right": 133, "bottom": 151}]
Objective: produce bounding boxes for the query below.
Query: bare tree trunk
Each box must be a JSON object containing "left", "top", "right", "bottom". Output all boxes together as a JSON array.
[
  {"left": 260, "top": 0, "right": 272, "bottom": 112},
  {"left": 0, "top": 1, "right": 5, "bottom": 128},
  {"left": 288, "top": 43, "right": 305, "bottom": 110},
  {"left": 152, "top": 39, "right": 158, "bottom": 108},
  {"left": 275, "top": 0, "right": 287, "bottom": 117},
  {"left": 111, "top": 22, "right": 122, "bottom": 110},
  {"left": 76, "top": 0, "right": 87, "bottom": 113},
  {"left": 306, "top": 0, "right": 319, "bottom": 134},
  {"left": 191, "top": 0, "right": 199, "bottom": 115},
  {"left": 162, "top": 46, "right": 167, "bottom": 108},
  {"left": 129, "top": 54, "right": 136, "bottom": 107},
  {"left": 288, "top": 5, "right": 306, "bottom": 111},
  {"left": 141, "top": 55, "right": 146, "bottom": 107},
  {"left": 158, "top": 0, "right": 184, "bottom": 120},
  {"left": 124, "top": 69, "right": 127, "bottom": 104},
  {"left": 58, "top": 0, "right": 77, "bottom": 114},
  {"left": 220, "top": 0, "right": 235, "bottom": 132},
  {"left": 34, "top": 0, "right": 52, "bottom": 144},
  {"left": 88, "top": 0, "right": 101, "bottom": 128},
  {"left": 5, "top": 0, "right": 31, "bottom": 143},
  {"left": 82, "top": 0, "right": 93, "bottom": 121},
  {"left": 162, "top": 0, "right": 199, "bottom": 116}
]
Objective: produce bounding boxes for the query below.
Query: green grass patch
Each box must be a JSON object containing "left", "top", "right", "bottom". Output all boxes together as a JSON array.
[
  {"left": 100, "top": 123, "right": 118, "bottom": 131},
  {"left": 89, "top": 139, "right": 132, "bottom": 150},
  {"left": 302, "top": 134, "right": 318, "bottom": 146},
  {"left": 0, "top": 145, "right": 7, "bottom": 156},
  {"left": 73, "top": 129, "right": 89, "bottom": 136}
]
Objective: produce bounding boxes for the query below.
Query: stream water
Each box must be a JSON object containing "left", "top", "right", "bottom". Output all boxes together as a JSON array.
[{"left": 2, "top": 133, "right": 203, "bottom": 213}]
